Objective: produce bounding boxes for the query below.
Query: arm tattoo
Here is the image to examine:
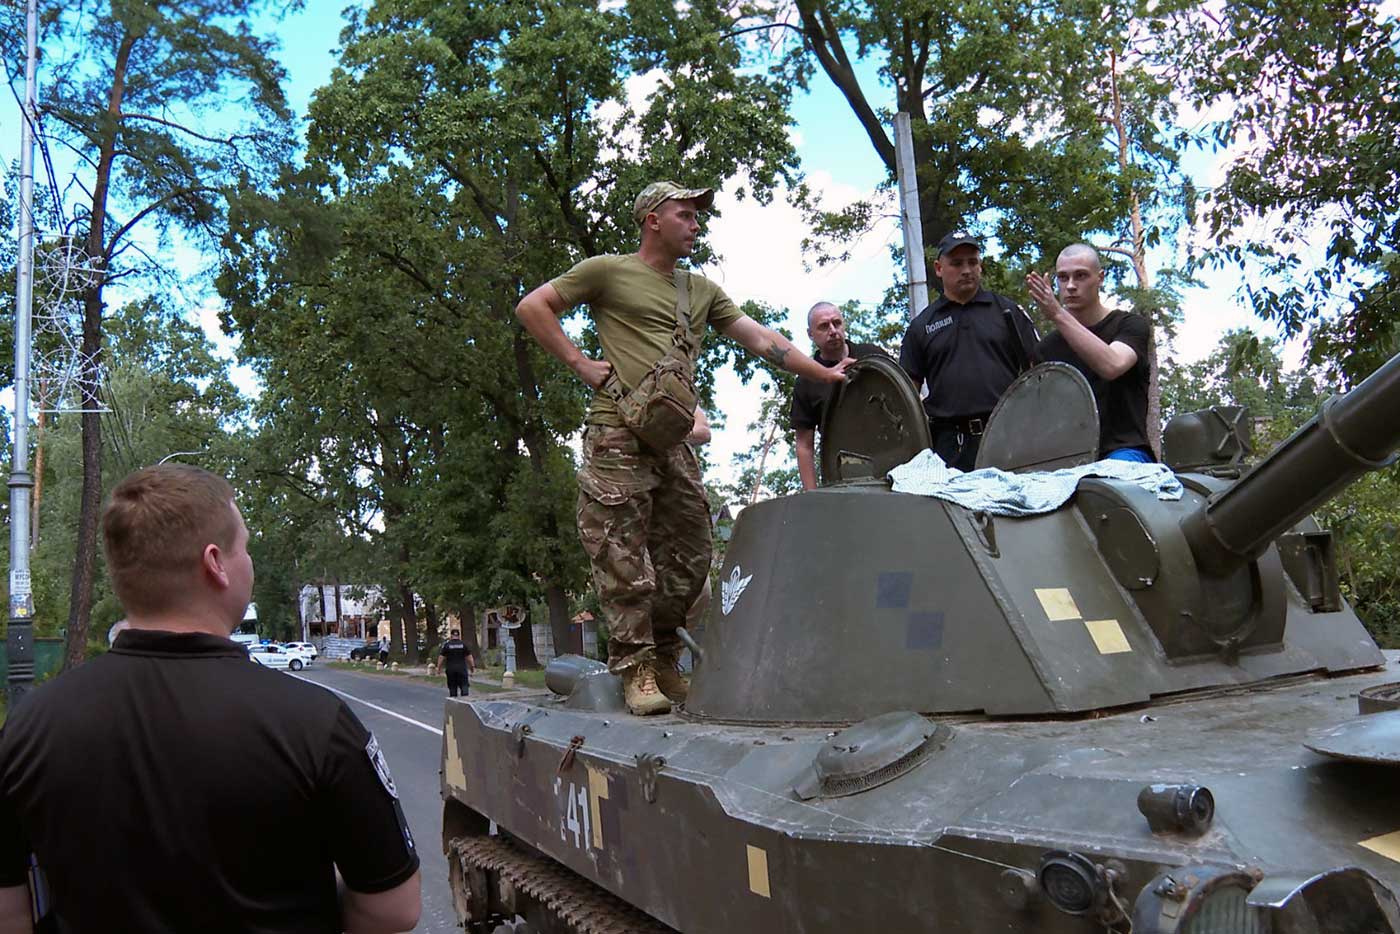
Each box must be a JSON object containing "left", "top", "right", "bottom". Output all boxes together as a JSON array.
[{"left": 764, "top": 341, "right": 790, "bottom": 367}]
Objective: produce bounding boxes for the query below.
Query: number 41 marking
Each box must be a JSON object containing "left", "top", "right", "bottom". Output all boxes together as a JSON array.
[{"left": 554, "top": 778, "right": 592, "bottom": 852}]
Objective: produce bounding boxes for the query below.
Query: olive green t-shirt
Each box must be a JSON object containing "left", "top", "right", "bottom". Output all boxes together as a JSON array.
[{"left": 549, "top": 254, "right": 743, "bottom": 426}]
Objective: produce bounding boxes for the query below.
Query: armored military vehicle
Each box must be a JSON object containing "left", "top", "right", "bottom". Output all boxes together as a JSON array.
[{"left": 442, "top": 349, "right": 1400, "bottom": 933}]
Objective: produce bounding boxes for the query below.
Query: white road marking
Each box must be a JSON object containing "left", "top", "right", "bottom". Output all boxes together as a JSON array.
[{"left": 292, "top": 674, "right": 444, "bottom": 736}]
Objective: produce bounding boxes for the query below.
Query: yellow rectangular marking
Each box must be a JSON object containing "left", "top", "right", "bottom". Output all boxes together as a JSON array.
[
  {"left": 1084, "top": 619, "right": 1133, "bottom": 655},
  {"left": 443, "top": 717, "right": 467, "bottom": 792},
  {"left": 587, "top": 767, "right": 609, "bottom": 850},
  {"left": 1360, "top": 830, "right": 1400, "bottom": 863},
  {"left": 746, "top": 845, "right": 771, "bottom": 898},
  {"left": 1035, "top": 587, "right": 1081, "bottom": 621}
]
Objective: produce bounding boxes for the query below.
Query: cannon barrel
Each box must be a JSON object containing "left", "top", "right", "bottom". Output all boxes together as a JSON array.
[{"left": 1182, "top": 350, "right": 1400, "bottom": 574}]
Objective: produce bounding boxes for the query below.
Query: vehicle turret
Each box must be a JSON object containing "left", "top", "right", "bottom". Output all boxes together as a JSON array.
[{"left": 684, "top": 351, "right": 1400, "bottom": 724}]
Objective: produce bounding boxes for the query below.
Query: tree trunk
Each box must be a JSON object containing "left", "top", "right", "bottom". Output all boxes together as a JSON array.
[
  {"left": 511, "top": 618, "right": 541, "bottom": 670},
  {"left": 508, "top": 320, "right": 580, "bottom": 662},
  {"left": 749, "top": 418, "right": 780, "bottom": 505},
  {"left": 64, "top": 32, "right": 134, "bottom": 671},
  {"left": 544, "top": 583, "right": 575, "bottom": 656},
  {"left": 63, "top": 287, "right": 105, "bottom": 670},
  {"left": 423, "top": 600, "right": 442, "bottom": 655},
  {"left": 332, "top": 577, "right": 343, "bottom": 636},
  {"left": 395, "top": 579, "right": 417, "bottom": 663},
  {"left": 293, "top": 581, "right": 306, "bottom": 642},
  {"left": 1108, "top": 49, "right": 1163, "bottom": 455},
  {"left": 458, "top": 603, "right": 482, "bottom": 659}
]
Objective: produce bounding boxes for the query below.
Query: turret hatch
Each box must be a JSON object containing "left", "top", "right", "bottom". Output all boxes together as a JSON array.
[
  {"left": 975, "top": 362, "right": 1099, "bottom": 472},
  {"left": 819, "top": 354, "right": 931, "bottom": 484}
]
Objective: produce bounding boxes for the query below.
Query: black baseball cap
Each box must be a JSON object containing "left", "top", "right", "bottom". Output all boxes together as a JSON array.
[{"left": 936, "top": 230, "right": 981, "bottom": 257}]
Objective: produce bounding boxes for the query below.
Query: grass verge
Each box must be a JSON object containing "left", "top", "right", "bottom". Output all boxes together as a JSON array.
[{"left": 325, "top": 660, "right": 510, "bottom": 694}]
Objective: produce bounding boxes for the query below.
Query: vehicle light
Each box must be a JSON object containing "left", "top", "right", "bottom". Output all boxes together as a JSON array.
[
  {"left": 1137, "top": 783, "right": 1214, "bottom": 836},
  {"left": 1037, "top": 851, "right": 1107, "bottom": 915}
]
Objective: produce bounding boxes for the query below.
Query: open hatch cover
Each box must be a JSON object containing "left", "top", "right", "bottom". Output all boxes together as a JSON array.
[
  {"left": 819, "top": 354, "right": 931, "bottom": 485},
  {"left": 975, "top": 363, "right": 1100, "bottom": 473},
  {"left": 1304, "top": 709, "right": 1400, "bottom": 766}
]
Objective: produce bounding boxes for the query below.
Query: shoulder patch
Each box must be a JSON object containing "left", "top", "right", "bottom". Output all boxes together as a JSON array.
[{"left": 365, "top": 733, "right": 399, "bottom": 800}]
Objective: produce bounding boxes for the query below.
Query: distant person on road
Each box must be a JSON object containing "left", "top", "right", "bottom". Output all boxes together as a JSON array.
[
  {"left": 435, "top": 629, "right": 476, "bottom": 698},
  {"left": 0, "top": 464, "right": 421, "bottom": 934},
  {"left": 790, "top": 301, "right": 888, "bottom": 490},
  {"left": 899, "top": 231, "right": 1039, "bottom": 471},
  {"left": 1026, "top": 244, "right": 1153, "bottom": 461},
  {"left": 515, "top": 180, "right": 853, "bottom": 716},
  {"left": 377, "top": 633, "right": 390, "bottom": 667}
]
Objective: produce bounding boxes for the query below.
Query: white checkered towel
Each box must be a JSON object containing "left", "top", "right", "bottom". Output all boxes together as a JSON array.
[{"left": 887, "top": 449, "right": 1183, "bottom": 516}]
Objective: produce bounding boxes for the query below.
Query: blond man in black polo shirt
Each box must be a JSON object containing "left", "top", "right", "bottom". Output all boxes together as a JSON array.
[{"left": 0, "top": 465, "right": 420, "bottom": 934}]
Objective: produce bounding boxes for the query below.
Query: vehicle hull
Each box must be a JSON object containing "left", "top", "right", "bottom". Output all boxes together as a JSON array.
[{"left": 442, "top": 656, "right": 1400, "bottom": 932}]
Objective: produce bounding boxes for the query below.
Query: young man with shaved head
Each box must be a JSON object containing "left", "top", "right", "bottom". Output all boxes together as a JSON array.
[
  {"left": 516, "top": 181, "right": 853, "bottom": 715},
  {"left": 1026, "top": 244, "right": 1154, "bottom": 461},
  {"left": 790, "top": 301, "right": 886, "bottom": 490},
  {"left": 0, "top": 464, "right": 421, "bottom": 934}
]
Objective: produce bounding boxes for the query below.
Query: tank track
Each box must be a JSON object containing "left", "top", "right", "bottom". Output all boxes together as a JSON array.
[{"left": 448, "top": 833, "right": 676, "bottom": 934}]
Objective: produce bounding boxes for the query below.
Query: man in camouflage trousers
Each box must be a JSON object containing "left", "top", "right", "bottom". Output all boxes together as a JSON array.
[{"left": 516, "top": 181, "right": 852, "bottom": 715}]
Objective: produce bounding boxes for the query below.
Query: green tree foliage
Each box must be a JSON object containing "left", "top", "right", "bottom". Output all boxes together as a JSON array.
[
  {"left": 0, "top": 173, "right": 15, "bottom": 388},
  {"left": 220, "top": 0, "right": 800, "bottom": 662},
  {"left": 722, "top": 348, "right": 802, "bottom": 505},
  {"left": 1, "top": 0, "right": 300, "bottom": 668},
  {"left": 737, "top": 0, "right": 1191, "bottom": 451},
  {"left": 1161, "top": 330, "right": 1400, "bottom": 645},
  {"left": 746, "top": 0, "right": 1189, "bottom": 275},
  {"left": 14, "top": 300, "right": 245, "bottom": 651},
  {"left": 1159, "top": 0, "right": 1400, "bottom": 381}
]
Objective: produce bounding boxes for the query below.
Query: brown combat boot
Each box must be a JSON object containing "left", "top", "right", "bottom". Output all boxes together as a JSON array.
[
  {"left": 651, "top": 651, "right": 689, "bottom": 704},
  {"left": 621, "top": 657, "right": 671, "bottom": 716}
]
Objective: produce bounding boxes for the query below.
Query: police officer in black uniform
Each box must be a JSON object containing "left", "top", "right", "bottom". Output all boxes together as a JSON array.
[
  {"left": 899, "top": 231, "right": 1039, "bottom": 471},
  {"left": 436, "top": 628, "right": 476, "bottom": 697},
  {"left": 0, "top": 465, "right": 421, "bottom": 934}
]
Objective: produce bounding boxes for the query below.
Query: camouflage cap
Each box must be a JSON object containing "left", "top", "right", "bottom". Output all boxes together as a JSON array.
[{"left": 633, "top": 181, "right": 715, "bottom": 225}]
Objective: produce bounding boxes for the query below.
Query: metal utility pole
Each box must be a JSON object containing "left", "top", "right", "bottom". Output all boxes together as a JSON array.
[
  {"left": 893, "top": 113, "right": 929, "bottom": 321},
  {"left": 7, "top": 0, "right": 39, "bottom": 706}
]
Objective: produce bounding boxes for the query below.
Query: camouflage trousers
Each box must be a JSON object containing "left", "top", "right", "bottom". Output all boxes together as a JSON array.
[{"left": 576, "top": 427, "right": 712, "bottom": 672}]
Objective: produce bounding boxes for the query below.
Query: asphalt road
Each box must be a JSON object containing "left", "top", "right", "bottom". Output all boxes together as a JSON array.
[{"left": 294, "top": 666, "right": 461, "bottom": 933}]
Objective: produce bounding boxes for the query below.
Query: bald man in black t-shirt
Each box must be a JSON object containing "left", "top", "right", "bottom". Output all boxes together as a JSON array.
[
  {"left": 1027, "top": 244, "right": 1153, "bottom": 461},
  {"left": 790, "top": 302, "right": 887, "bottom": 489}
]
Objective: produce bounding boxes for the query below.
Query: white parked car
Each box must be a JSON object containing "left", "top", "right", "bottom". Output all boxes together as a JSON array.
[
  {"left": 247, "top": 644, "right": 306, "bottom": 671},
  {"left": 274, "top": 643, "right": 316, "bottom": 666},
  {"left": 282, "top": 641, "right": 318, "bottom": 660}
]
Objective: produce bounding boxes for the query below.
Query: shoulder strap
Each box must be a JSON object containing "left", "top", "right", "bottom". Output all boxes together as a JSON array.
[
  {"left": 996, "top": 293, "right": 1034, "bottom": 373},
  {"left": 671, "top": 268, "right": 695, "bottom": 352},
  {"left": 598, "top": 268, "right": 695, "bottom": 403}
]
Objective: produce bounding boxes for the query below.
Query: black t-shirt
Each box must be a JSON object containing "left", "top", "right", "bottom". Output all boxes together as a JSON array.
[
  {"left": 898, "top": 290, "right": 1039, "bottom": 420},
  {"left": 1036, "top": 309, "right": 1152, "bottom": 456},
  {"left": 0, "top": 629, "right": 419, "bottom": 934},
  {"left": 439, "top": 639, "right": 471, "bottom": 672},
  {"left": 788, "top": 342, "right": 887, "bottom": 431}
]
